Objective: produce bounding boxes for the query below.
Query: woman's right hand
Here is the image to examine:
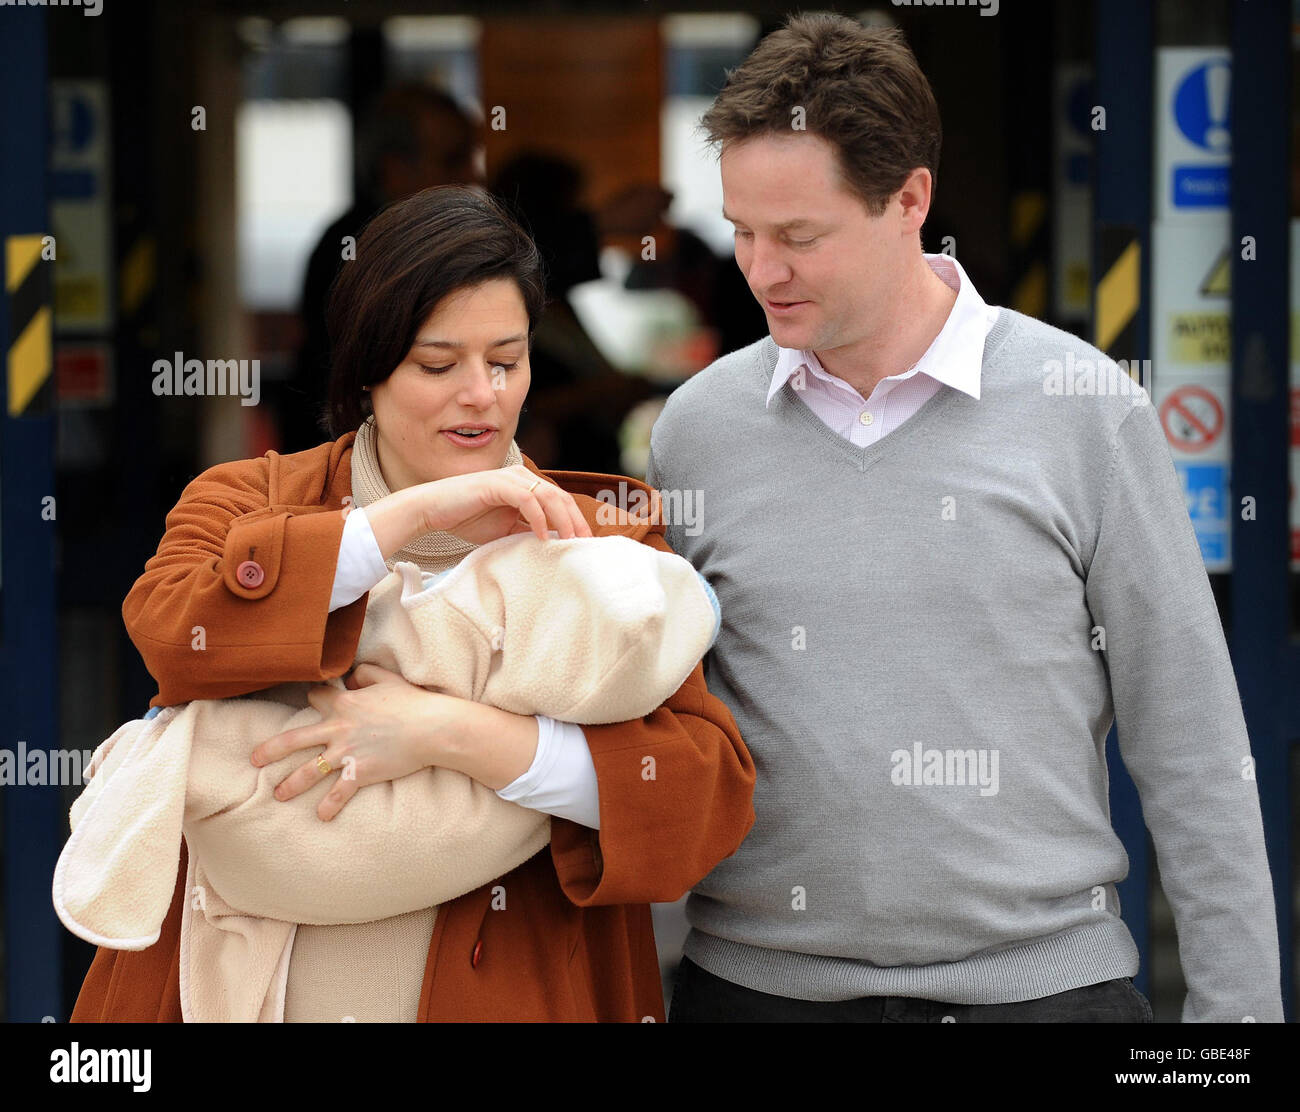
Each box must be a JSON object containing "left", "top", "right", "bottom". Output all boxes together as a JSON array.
[{"left": 366, "top": 465, "right": 593, "bottom": 556}]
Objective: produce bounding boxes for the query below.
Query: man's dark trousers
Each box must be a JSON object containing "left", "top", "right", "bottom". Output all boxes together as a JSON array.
[{"left": 668, "top": 956, "right": 1154, "bottom": 1022}]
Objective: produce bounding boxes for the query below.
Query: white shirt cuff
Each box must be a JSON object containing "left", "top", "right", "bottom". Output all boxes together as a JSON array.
[
  {"left": 496, "top": 715, "right": 601, "bottom": 829},
  {"left": 328, "top": 506, "right": 391, "bottom": 612}
]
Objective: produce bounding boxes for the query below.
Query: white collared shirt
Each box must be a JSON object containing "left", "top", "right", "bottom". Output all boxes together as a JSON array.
[{"left": 768, "top": 253, "right": 997, "bottom": 444}]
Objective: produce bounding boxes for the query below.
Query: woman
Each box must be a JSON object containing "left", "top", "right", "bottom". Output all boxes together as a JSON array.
[{"left": 70, "top": 185, "right": 755, "bottom": 1022}]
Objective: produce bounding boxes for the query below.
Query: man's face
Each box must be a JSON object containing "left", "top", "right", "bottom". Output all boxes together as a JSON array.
[{"left": 721, "top": 132, "right": 904, "bottom": 354}]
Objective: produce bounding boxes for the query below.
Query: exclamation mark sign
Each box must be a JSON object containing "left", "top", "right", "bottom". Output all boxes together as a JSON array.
[{"left": 1204, "top": 61, "right": 1230, "bottom": 152}]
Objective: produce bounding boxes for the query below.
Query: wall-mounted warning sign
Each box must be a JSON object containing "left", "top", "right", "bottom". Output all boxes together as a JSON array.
[
  {"left": 1153, "top": 223, "right": 1232, "bottom": 372},
  {"left": 1159, "top": 384, "right": 1225, "bottom": 454},
  {"left": 1154, "top": 374, "right": 1231, "bottom": 573},
  {"left": 1151, "top": 51, "right": 1234, "bottom": 576},
  {"left": 1155, "top": 48, "right": 1232, "bottom": 222},
  {"left": 1178, "top": 463, "right": 1230, "bottom": 568},
  {"left": 51, "top": 79, "right": 113, "bottom": 334},
  {"left": 1151, "top": 220, "right": 1233, "bottom": 571}
]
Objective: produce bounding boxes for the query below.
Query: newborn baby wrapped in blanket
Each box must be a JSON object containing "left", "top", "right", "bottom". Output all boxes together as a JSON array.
[{"left": 53, "top": 531, "right": 721, "bottom": 1021}]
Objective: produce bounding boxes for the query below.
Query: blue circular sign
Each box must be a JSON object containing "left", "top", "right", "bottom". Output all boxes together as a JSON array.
[{"left": 1173, "top": 59, "right": 1231, "bottom": 153}]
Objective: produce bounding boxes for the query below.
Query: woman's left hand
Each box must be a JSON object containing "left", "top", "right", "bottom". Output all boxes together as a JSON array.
[{"left": 250, "top": 663, "right": 461, "bottom": 821}]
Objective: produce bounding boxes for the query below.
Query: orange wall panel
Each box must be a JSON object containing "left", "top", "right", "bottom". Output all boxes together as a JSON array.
[{"left": 480, "top": 18, "right": 662, "bottom": 208}]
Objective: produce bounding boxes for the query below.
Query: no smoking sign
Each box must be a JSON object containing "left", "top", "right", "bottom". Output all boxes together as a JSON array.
[{"left": 1159, "top": 384, "right": 1225, "bottom": 454}]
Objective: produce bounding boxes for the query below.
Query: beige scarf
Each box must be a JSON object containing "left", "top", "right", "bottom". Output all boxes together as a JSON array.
[{"left": 349, "top": 415, "right": 525, "bottom": 574}]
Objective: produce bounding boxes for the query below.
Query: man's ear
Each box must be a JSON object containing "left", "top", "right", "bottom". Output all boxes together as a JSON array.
[{"left": 896, "top": 167, "right": 933, "bottom": 235}]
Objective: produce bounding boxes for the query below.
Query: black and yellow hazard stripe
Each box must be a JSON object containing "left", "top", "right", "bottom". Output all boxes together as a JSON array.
[
  {"left": 6, "top": 234, "right": 52, "bottom": 416},
  {"left": 119, "top": 234, "right": 156, "bottom": 319},
  {"left": 1095, "top": 225, "right": 1140, "bottom": 357},
  {"left": 1009, "top": 190, "right": 1049, "bottom": 320}
]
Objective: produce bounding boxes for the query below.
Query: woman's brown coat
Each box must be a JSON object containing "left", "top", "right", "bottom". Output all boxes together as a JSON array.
[{"left": 69, "top": 432, "right": 755, "bottom": 1022}]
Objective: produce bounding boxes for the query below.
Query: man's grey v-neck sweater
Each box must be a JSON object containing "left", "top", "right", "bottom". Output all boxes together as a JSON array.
[{"left": 646, "top": 308, "right": 1282, "bottom": 1021}]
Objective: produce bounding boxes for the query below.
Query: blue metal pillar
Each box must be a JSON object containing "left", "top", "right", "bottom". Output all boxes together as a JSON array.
[
  {"left": 0, "top": 6, "right": 62, "bottom": 1021},
  {"left": 1228, "top": 0, "right": 1293, "bottom": 1020},
  {"left": 1094, "top": 0, "right": 1155, "bottom": 998}
]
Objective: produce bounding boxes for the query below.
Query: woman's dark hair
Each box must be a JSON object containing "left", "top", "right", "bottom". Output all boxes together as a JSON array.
[{"left": 325, "top": 184, "right": 546, "bottom": 436}]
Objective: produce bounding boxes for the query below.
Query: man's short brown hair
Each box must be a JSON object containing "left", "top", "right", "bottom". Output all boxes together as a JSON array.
[{"left": 699, "top": 13, "right": 941, "bottom": 217}]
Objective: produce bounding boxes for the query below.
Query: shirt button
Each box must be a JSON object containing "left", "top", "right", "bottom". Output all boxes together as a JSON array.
[
  {"left": 236, "top": 560, "right": 265, "bottom": 588},
  {"left": 471, "top": 939, "right": 483, "bottom": 968},
  {"left": 858, "top": 411, "right": 874, "bottom": 426}
]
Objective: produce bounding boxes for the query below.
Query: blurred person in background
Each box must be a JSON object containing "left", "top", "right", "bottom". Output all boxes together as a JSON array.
[
  {"left": 491, "top": 151, "right": 656, "bottom": 473},
  {"left": 281, "top": 84, "right": 481, "bottom": 454},
  {"left": 620, "top": 187, "right": 768, "bottom": 359}
]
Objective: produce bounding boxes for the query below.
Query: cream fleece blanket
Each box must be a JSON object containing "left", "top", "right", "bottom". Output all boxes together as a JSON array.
[{"left": 53, "top": 531, "right": 720, "bottom": 1022}]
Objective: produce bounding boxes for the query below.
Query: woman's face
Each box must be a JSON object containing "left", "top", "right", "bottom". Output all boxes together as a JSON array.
[{"left": 368, "top": 278, "right": 531, "bottom": 490}]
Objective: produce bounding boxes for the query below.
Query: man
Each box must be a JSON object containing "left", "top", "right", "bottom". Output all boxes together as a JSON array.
[{"left": 646, "top": 12, "right": 1282, "bottom": 1022}]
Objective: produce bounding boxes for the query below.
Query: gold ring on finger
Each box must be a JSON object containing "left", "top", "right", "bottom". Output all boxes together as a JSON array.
[
  {"left": 527, "top": 478, "right": 540, "bottom": 493},
  {"left": 316, "top": 753, "right": 333, "bottom": 776}
]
